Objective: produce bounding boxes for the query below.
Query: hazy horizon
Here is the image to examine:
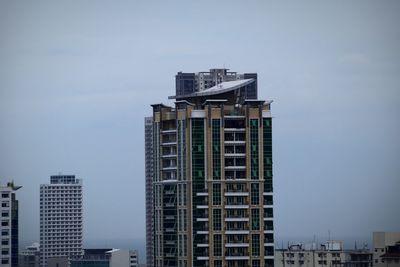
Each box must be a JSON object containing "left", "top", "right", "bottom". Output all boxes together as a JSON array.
[{"left": 1, "top": 1, "right": 399, "bottom": 262}]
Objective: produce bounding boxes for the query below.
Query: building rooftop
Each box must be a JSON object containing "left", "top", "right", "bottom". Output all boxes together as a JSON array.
[{"left": 170, "top": 78, "right": 255, "bottom": 100}]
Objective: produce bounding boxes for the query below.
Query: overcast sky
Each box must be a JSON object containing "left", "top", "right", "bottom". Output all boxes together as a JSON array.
[{"left": 0, "top": 0, "right": 399, "bottom": 252}]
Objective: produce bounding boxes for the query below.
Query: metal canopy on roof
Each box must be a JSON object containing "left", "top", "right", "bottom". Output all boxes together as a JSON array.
[{"left": 170, "top": 78, "right": 255, "bottom": 99}]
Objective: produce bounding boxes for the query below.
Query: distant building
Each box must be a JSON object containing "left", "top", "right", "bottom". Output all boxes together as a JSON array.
[
  {"left": 70, "top": 248, "right": 111, "bottom": 267},
  {"left": 144, "top": 116, "right": 154, "bottom": 267},
  {"left": 70, "top": 249, "right": 138, "bottom": 267},
  {"left": 108, "top": 249, "right": 138, "bottom": 267},
  {"left": 275, "top": 241, "right": 372, "bottom": 267},
  {"left": 19, "top": 242, "right": 40, "bottom": 267},
  {"left": 47, "top": 257, "right": 69, "bottom": 267},
  {"left": 39, "top": 175, "right": 83, "bottom": 267},
  {"left": 373, "top": 232, "right": 400, "bottom": 267},
  {"left": 1, "top": 181, "right": 21, "bottom": 267},
  {"left": 148, "top": 68, "right": 274, "bottom": 267}
]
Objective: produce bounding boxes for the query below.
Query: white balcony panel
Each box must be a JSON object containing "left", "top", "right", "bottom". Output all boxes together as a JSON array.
[
  {"left": 162, "top": 166, "right": 177, "bottom": 171},
  {"left": 161, "top": 129, "right": 177, "bottom": 134},
  {"left": 224, "top": 141, "right": 246, "bottom": 145},
  {"left": 196, "top": 231, "right": 209, "bottom": 235},
  {"left": 225, "top": 217, "right": 249, "bottom": 222},
  {"left": 162, "top": 142, "right": 177, "bottom": 146},
  {"left": 224, "top": 128, "right": 246, "bottom": 132},
  {"left": 225, "top": 205, "right": 249, "bottom": 209},
  {"left": 196, "top": 205, "right": 208, "bottom": 209},
  {"left": 224, "top": 166, "right": 246, "bottom": 170},
  {"left": 197, "top": 256, "right": 209, "bottom": 260},
  {"left": 161, "top": 154, "right": 177, "bottom": 158},
  {"left": 225, "top": 256, "right": 250, "bottom": 260},
  {"left": 225, "top": 230, "right": 249, "bottom": 235},
  {"left": 224, "top": 153, "right": 246, "bottom": 158}
]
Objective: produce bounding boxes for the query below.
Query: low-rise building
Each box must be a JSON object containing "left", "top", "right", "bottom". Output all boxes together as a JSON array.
[
  {"left": 70, "top": 248, "right": 138, "bottom": 267},
  {"left": 19, "top": 242, "right": 40, "bottom": 267},
  {"left": 275, "top": 241, "right": 372, "bottom": 267}
]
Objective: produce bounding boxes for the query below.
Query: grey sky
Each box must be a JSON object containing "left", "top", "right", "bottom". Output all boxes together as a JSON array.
[{"left": 0, "top": 0, "right": 399, "bottom": 251}]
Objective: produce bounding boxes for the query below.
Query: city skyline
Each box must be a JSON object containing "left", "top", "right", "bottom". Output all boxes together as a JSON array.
[{"left": 0, "top": 0, "right": 399, "bottom": 263}]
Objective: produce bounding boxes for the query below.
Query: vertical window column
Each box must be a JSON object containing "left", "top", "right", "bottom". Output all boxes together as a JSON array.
[{"left": 250, "top": 119, "right": 259, "bottom": 180}]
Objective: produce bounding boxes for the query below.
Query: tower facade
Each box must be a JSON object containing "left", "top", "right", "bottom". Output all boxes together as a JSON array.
[
  {"left": 149, "top": 68, "right": 274, "bottom": 267},
  {"left": 39, "top": 175, "right": 83, "bottom": 267},
  {"left": 0, "top": 182, "right": 21, "bottom": 267},
  {"left": 145, "top": 117, "right": 154, "bottom": 267}
]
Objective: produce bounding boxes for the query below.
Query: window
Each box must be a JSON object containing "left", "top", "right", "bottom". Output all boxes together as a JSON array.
[
  {"left": 213, "top": 234, "right": 222, "bottom": 256},
  {"left": 1, "top": 193, "right": 9, "bottom": 198},
  {"left": 213, "top": 209, "right": 222, "bottom": 231},
  {"left": 1, "top": 202, "right": 9, "bottom": 207},
  {"left": 1, "top": 220, "right": 8, "bottom": 227},
  {"left": 250, "top": 119, "right": 259, "bottom": 179},
  {"left": 251, "top": 183, "right": 259, "bottom": 205},
  {"left": 212, "top": 183, "right": 221, "bottom": 205},
  {"left": 252, "top": 234, "right": 260, "bottom": 256},
  {"left": 1, "top": 239, "right": 8, "bottom": 245},
  {"left": 212, "top": 119, "right": 221, "bottom": 180},
  {"left": 251, "top": 209, "right": 260, "bottom": 230},
  {"left": 1, "top": 212, "right": 9, "bottom": 217}
]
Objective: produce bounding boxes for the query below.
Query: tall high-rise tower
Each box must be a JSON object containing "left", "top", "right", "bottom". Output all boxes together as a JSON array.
[
  {"left": 39, "top": 175, "right": 83, "bottom": 267},
  {"left": 0, "top": 181, "right": 21, "bottom": 267},
  {"left": 145, "top": 117, "right": 154, "bottom": 267},
  {"left": 147, "top": 68, "right": 274, "bottom": 267}
]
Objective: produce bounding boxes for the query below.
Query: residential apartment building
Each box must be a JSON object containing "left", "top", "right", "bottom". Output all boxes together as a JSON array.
[
  {"left": 144, "top": 117, "right": 154, "bottom": 267},
  {"left": 147, "top": 68, "right": 274, "bottom": 267},
  {"left": 373, "top": 232, "right": 400, "bottom": 267},
  {"left": 275, "top": 241, "right": 372, "bottom": 267},
  {"left": 0, "top": 182, "right": 21, "bottom": 267},
  {"left": 40, "top": 175, "right": 83, "bottom": 267}
]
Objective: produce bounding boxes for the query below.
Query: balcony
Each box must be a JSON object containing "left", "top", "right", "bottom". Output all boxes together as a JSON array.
[
  {"left": 161, "top": 129, "right": 176, "bottom": 134},
  {"left": 196, "top": 231, "right": 209, "bottom": 235},
  {"left": 225, "top": 217, "right": 249, "bottom": 222},
  {"left": 225, "top": 256, "right": 249, "bottom": 260},
  {"left": 225, "top": 230, "right": 249, "bottom": 235},
  {"left": 225, "top": 192, "right": 249, "bottom": 197}
]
